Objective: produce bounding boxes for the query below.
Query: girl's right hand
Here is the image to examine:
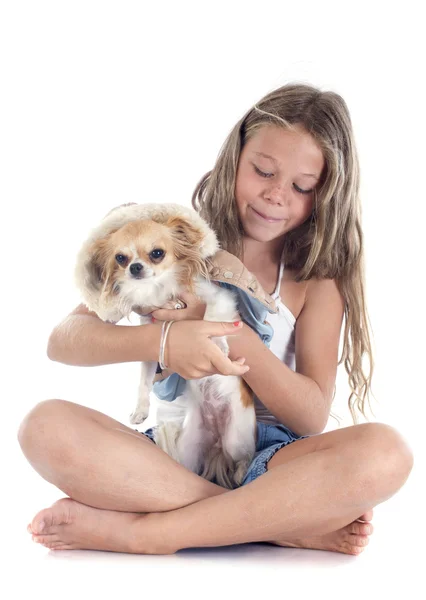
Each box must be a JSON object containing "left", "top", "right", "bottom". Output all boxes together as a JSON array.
[{"left": 163, "top": 320, "right": 249, "bottom": 380}]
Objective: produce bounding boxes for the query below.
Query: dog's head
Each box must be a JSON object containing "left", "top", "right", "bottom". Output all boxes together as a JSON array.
[
  {"left": 89, "top": 215, "right": 209, "bottom": 292},
  {"left": 75, "top": 205, "right": 219, "bottom": 320}
]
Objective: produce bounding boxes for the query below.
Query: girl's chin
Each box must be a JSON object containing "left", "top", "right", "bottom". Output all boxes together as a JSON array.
[{"left": 242, "top": 222, "right": 287, "bottom": 243}]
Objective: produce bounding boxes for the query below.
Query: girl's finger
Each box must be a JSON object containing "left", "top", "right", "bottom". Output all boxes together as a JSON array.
[
  {"left": 209, "top": 344, "right": 250, "bottom": 376},
  {"left": 201, "top": 320, "right": 244, "bottom": 336}
]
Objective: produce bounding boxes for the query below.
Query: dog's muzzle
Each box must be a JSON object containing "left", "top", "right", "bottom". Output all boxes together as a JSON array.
[{"left": 130, "top": 262, "right": 144, "bottom": 278}]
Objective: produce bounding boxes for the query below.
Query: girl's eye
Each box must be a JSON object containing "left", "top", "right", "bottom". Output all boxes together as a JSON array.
[
  {"left": 254, "top": 164, "right": 314, "bottom": 194},
  {"left": 149, "top": 248, "right": 165, "bottom": 261},
  {"left": 293, "top": 183, "right": 314, "bottom": 195},
  {"left": 115, "top": 254, "right": 128, "bottom": 265},
  {"left": 253, "top": 165, "right": 274, "bottom": 178}
]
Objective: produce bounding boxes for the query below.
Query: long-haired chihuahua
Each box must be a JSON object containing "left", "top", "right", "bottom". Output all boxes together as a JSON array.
[{"left": 75, "top": 203, "right": 256, "bottom": 488}]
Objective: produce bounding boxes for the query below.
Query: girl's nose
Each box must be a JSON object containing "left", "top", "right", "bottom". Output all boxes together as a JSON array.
[{"left": 265, "top": 184, "right": 289, "bottom": 206}]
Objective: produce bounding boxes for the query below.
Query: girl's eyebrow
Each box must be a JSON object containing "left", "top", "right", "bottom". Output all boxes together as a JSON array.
[
  {"left": 253, "top": 151, "right": 277, "bottom": 163},
  {"left": 252, "top": 152, "right": 319, "bottom": 181}
]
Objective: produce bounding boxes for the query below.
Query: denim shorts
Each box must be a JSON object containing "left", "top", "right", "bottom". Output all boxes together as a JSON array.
[{"left": 140, "top": 421, "right": 308, "bottom": 486}]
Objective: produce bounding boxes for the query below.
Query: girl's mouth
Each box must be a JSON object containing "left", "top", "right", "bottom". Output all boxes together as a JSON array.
[{"left": 250, "top": 206, "right": 284, "bottom": 223}]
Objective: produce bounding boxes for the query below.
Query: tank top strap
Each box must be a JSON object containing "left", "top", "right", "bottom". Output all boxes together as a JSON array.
[{"left": 271, "top": 259, "right": 285, "bottom": 300}]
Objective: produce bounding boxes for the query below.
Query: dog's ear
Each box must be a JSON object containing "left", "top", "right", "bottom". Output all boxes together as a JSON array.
[
  {"left": 86, "top": 235, "right": 114, "bottom": 290},
  {"left": 165, "top": 216, "right": 204, "bottom": 255},
  {"left": 165, "top": 216, "right": 208, "bottom": 288}
]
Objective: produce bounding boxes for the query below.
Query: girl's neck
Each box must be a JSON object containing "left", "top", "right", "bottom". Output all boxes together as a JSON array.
[{"left": 242, "top": 236, "right": 284, "bottom": 269}]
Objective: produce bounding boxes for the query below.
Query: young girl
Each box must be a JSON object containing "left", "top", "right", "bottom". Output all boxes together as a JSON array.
[{"left": 19, "top": 83, "right": 413, "bottom": 556}]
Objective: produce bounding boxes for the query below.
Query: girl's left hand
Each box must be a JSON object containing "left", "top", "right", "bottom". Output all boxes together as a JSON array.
[{"left": 151, "top": 291, "right": 207, "bottom": 322}]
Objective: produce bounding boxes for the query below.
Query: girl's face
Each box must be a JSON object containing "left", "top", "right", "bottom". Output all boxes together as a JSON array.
[{"left": 235, "top": 124, "right": 325, "bottom": 245}]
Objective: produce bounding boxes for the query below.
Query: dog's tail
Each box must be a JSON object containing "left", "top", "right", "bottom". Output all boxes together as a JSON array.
[
  {"left": 201, "top": 446, "right": 237, "bottom": 490},
  {"left": 153, "top": 421, "right": 182, "bottom": 461}
]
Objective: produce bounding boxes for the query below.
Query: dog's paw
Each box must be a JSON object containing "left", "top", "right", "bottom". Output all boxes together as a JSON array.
[
  {"left": 129, "top": 407, "right": 149, "bottom": 425},
  {"left": 133, "top": 385, "right": 151, "bottom": 425}
]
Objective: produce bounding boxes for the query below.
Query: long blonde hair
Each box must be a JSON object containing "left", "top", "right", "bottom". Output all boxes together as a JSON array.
[{"left": 192, "top": 83, "right": 375, "bottom": 425}]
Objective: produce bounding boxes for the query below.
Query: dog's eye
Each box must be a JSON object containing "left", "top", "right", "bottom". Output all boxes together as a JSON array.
[
  {"left": 115, "top": 254, "right": 128, "bottom": 265},
  {"left": 149, "top": 249, "right": 165, "bottom": 261}
]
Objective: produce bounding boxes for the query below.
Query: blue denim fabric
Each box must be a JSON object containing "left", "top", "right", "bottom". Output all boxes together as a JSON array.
[
  {"left": 240, "top": 422, "right": 309, "bottom": 485},
  {"left": 140, "top": 421, "right": 308, "bottom": 486}
]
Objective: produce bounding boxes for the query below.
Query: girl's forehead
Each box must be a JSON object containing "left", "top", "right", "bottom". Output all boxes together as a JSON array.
[{"left": 244, "top": 124, "right": 324, "bottom": 172}]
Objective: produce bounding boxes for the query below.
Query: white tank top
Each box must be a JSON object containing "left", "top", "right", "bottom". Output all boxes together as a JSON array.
[{"left": 253, "top": 259, "right": 296, "bottom": 425}]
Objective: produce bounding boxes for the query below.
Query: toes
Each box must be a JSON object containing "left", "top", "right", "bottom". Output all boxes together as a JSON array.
[
  {"left": 349, "top": 522, "right": 373, "bottom": 536},
  {"left": 30, "top": 498, "right": 73, "bottom": 534},
  {"left": 32, "top": 536, "right": 76, "bottom": 551},
  {"left": 31, "top": 515, "right": 47, "bottom": 534},
  {"left": 31, "top": 507, "right": 56, "bottom": 534},
  {"left": 32, "top": 534, "right": 61, "bottom": 548},
  {"left": 357, "top": 509, "right": 374, "bottom": 522},
  {"left": 349, "top": 545, "right": 365, "bottom": 555},
  {"left": 350, "top": 534, "right": 370, "bottom": 548},
  {"left": 31, "top": 534, "right": 75, "bottom": 551},
  {"left": 341, "top": 535, "right": 369, "bottom": 555},
  {"left": 27, "top": 522, "right": 55, "bottom": 535}
]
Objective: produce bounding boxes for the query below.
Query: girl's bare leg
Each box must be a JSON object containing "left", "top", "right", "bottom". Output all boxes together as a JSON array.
[
  {"left": 18, "top": 399, "right": 226, "bottom": 513},
  {"left": 19, "top": 399, "right": 413, "bottom": 555}
]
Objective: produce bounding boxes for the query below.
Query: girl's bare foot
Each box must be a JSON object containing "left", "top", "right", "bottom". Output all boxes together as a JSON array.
[
  {"left": 268, "top": 510, "right": 374, "bottom": 555},
  {"left": 28, "top": 497, "right": 374, "bottom": 556},
  {"left": 27, "top": 497, "right": 168, "bottom": 554}
]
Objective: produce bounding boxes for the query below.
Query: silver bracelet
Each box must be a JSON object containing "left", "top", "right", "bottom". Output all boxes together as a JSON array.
[
  {"left": 159, "top": 321, "right": 168, "bottom": 370},
  {"left": 159, "top": 320, "right": 175, "bottom": 370}
]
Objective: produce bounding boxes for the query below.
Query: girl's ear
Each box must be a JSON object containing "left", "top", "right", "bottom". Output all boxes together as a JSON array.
[{"left": 165, "top": 216, "right": 204, "bottom": 255}]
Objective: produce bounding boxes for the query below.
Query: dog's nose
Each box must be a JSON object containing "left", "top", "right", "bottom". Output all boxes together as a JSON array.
[{"left": 130, "top": 263, "right": 144, "bottom": 277}]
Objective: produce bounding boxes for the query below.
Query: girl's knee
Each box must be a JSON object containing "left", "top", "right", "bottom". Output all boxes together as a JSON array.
[
  {"left": 355, "top": 422, "right": 414, "bottom": 491},
  {"left": 17, "top": 399, "right": 75, "bottom": 456}
]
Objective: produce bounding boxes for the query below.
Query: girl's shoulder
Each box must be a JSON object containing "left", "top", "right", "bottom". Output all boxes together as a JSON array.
[
  {"left": 280, "top": 269, "right": 309, "bottom": 321},
  {"left": 280, "top": 273, "right": 343, "bottom": 322}
]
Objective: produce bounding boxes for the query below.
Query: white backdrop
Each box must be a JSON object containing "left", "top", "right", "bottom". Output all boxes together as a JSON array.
[{"left": 1, "top": 0, "right": 424, "bottom": 597}]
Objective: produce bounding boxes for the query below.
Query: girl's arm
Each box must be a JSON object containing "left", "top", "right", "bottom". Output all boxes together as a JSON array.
[
  {"left": 47, "top": 304, "right": 162, "bottom": 366},
  {"left": 47, "top": 304, "right": 249, "bottom": 378},
  {"left": 228, "top": 278, "right": 345, "bottom": 437}
]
